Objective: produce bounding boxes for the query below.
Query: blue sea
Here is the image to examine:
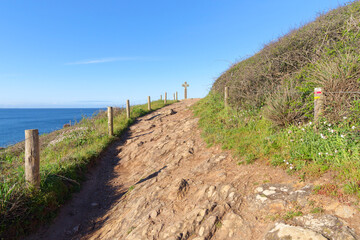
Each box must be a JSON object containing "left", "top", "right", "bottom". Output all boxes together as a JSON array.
[{"left": 0, "top": 108, "right": 104, "bottom": 148}]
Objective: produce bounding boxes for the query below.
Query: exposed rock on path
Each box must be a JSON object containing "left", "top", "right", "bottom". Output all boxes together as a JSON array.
[{"left": 27, "top": 99, "right": 359, "bottom": 240}]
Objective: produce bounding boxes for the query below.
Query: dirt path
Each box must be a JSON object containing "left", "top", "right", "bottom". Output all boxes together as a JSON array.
[{"left": 27, "top": 99, "right": 360, "bottom": 240}]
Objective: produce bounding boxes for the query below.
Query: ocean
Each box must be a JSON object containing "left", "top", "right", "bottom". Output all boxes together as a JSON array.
[{"left": 0, "top": 108, "right": 103, "bottom": 148}]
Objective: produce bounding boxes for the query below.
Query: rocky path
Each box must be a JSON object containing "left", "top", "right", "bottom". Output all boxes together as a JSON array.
[{"left": 28, "top": 99, "right": 360, "bottom": 240}]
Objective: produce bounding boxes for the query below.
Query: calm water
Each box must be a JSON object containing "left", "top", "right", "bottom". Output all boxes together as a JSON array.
[{"left": 0, "top": 108, "right": 103, "bottom": 148}]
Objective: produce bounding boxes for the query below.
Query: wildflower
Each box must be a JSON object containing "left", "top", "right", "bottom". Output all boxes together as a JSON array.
[
  {"left": 286, "top": 162, "right": 289, "bottom": 165},
  {"left": 309, "top": 122, "right": 312, "bottom": 125},
  {"left": 301, "top": 128, "right": 305, "bottom": 131},
  {"left": 352, "top": 126, "right": 356, "bottom": 130},
  {"left": 335, "top": 150, "right": 338, "bottom": 153},
  {"left": 328, "top": 123, "right": 331, "bottom": 127},
  {"left": 318, "top": 152, "right": 322, "bottom": 156},
  {"left": 325, "top": 152, "right": 328, "bottom": 155},
  {"left": 288, "top": 130, "right": 292, "bottom": 134},
  {"left": 300, "top": 138, "right": 304, "bottom": 141},
  {"left": 341, "top": 134, "right": 345, "bottom": 138},
  {"left": 283, "top": 159, "right": 286, "bottom": 162},
  {"left": 343, "top": 116, "right": 348, "bottom": 120},
  {"left": 330, "top": 129, "right": 334, "bottom": 133},
  {"left": 290, "top": 139, "right": 294, "bottom": 142},
  {"left": 320, "top": 134, "right": 326, "bottom": 139},
  {"left": 290, "top": 166, "right": 293, "bottom": 170}
]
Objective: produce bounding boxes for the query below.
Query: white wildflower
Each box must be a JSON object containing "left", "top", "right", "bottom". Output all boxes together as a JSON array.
[
  {"left": 343, "top": 116, "right": 348, "bottom": 120},
  {"left": 341, "top": 134, "right": 345, "bottom": 138},
  {"left": 335, "top": 150, "right": 338, "bottom": 153},
  {"left": 288, "top": 130, "right": 292, "bottom": 134},
  {"left": 318, "top": 152, "right": 322, "bottom": 156},
  {"left": 328, "top": 123, "right": 331, "bottom": 127},
  {"left": 301, "top": 128, "right": 305, "bottom": 131},
  {"left": 290, "top": 166, "right": 293, "bottom": 170},
  {"left": 352, "top": 126, "right": 356, "bottom": 130},
  {"left": 309, "top": 122, "right": 312, "bottom": 125}
]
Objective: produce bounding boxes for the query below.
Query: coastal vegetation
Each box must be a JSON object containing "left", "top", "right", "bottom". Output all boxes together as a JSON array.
[
  {"left": 194, "top": 1, "right": 360, "bottom": 201},
  {"left": 0, "top": 100, "right": 176, "bottom": 238}
]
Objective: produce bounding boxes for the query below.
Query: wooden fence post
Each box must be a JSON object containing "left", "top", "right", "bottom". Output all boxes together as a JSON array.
[
  {"left": 148, "top": 96, "right": 151, "bottom": 111},
  {"left": 160, "top": 95, "right": 162, "bottom": 100},
  {"left": 107, "top": 107, "right": 113, "bottom": 136},
  {"left": 173, "top": 93, "right": 175, "bottom": 101},
  {"left": 126, "top": 100, "right": 130, "bottom": 119},
  {"left": 25, "top": 129, "right": 40, "bottom": 189},
  {"left": 164, "top": 92, "right": 167, "bottom": 104},
  {"left": 176, "top": 91, "right": 178, "bottom": 101},
  {"left": 314, "top": 87, "right": 324, "bottom": 122},
  {"left": 224, "top": 87, "right": 229, "bottom": 107}
]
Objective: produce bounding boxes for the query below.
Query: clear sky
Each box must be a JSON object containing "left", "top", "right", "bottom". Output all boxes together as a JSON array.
[{"left": 0, "top": 0, "right": 351, "bottom": 108}]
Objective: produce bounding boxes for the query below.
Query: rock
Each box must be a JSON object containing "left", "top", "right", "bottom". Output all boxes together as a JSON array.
[
  {"left": 293, "top": 214, "right": 357, "bottom": 240},
  {"left": 72, "top": 224, "right": 80, "bottom": 233},
  {"left": 137, "top": 141, "right": 145, "bottom": 147},
  {"left": 63, "top": 123, "right": 71, "bottom": 128},
  {"left": 177, "top": 179, "right": 189, "bottom": 199},
  {"left": 265, "top": 223, "right": 327, "bottom": 240},
  {"left": 149, "top": 209, "right": 159, "bottom": 219},
  {"left": 165, "top": 109, "right": 176, "bottom": 115},
  {"left": 335, "top": 205, "right": 356, "bottom": 219}
]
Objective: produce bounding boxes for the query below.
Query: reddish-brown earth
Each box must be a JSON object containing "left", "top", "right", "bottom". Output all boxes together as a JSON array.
[{"left": 26, "top": 99, "right": 360, "bottom": 240}]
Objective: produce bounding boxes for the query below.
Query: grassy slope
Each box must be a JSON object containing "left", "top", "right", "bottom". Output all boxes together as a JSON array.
[
  {"left": 194, "top": 1, "right": 360, "bottom": 204},
  {"left": 0, "top": 100, "right": 176, "bottom": 238}
]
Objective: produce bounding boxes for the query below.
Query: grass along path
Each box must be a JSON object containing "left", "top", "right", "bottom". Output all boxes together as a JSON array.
[
  {"left": 0, "top": 99, "right": 177, "bottom": 239},
  {"left": 192, "top": 93, "right": 360, "bottom": 201}
]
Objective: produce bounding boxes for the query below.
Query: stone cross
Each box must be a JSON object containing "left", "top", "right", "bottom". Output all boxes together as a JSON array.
[{"left": 182, "top": 81, "right": 189, "bottom": 99}]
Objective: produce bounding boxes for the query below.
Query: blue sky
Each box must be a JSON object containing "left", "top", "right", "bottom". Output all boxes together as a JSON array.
[{"left": 0, "top": 0, "right": 351, "bottom": 108}]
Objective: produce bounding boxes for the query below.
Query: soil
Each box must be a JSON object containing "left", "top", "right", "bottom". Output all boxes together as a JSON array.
[{"left": 25, "top": 99, "right": 360, "bottom": 240}]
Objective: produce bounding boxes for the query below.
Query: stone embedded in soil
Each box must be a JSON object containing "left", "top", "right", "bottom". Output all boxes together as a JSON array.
[
  {"left": 265, "top": 223, "right": 327, "bottom": 240},
  {"left": 293, "top": 214, "right": 357, "bottom": 240},
  {"left": 335, "top": 205, "right": 356, "bottom": 219},
  {"left": 251, "top": 184, "right": 312, "bottom": 211},
  {"left": 177, "top": 179, "right": 190, "bottom": 199}
]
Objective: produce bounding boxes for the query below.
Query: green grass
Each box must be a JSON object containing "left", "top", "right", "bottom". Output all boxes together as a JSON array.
[
  {"left": 0, "top": 99, "right": 176, "bottom": 238},
  {"left": 193, "top": 93, "right": 360, "bottom": 200}
]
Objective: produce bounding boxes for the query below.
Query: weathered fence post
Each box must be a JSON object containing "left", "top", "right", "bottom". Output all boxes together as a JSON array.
[
  {"left": 148, "top": 96, "right": 151, "bottom": 111},
  {"left": 314, "top": 87, "right": 324, "bottom": 122},
  {"left": 107, "top": 107, "right": 113, "bottom": 136},
  {"left": 160, "top": 95, "right": 162, "bottom": 100},
  {"left": 164, "top": 92, "right": 167, "bottom": 104},
  {"left": 176, "top": 91, "right": 178, "bottom": 101},
  {"left": 224, "top": 86, "right": 229, "bottom": 107},
  {"left": 182, "top": 81, "right": 189, "bottom": 99},
  {"left": 126, "top": 100, "right": 130, "bottom": 119},
  {"left": 173, "top": 93, "right": 175, "bottom": 101},
  {"left": 25, "top": 129, "right": 40, "bottom": 189}
]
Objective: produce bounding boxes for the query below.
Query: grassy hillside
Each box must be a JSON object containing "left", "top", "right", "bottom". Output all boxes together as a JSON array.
[
  {"left": 0, "top": 100, "right": 176, "bottom": 238},
  {"left": 195, "top": 1, "right": 360, "bottom": 202},
  {"left": 213, "top": 1, "right": 360, "bottom": 125}
]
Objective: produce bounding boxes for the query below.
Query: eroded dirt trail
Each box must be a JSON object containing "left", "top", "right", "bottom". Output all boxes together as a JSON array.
[{"left": 28, "top": 99, "right": 360, "bottom": 240}]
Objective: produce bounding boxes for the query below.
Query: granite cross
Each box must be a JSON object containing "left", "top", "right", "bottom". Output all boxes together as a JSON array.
[{"left": 182, "top": 81, "right": 189, "bottom": 99}]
